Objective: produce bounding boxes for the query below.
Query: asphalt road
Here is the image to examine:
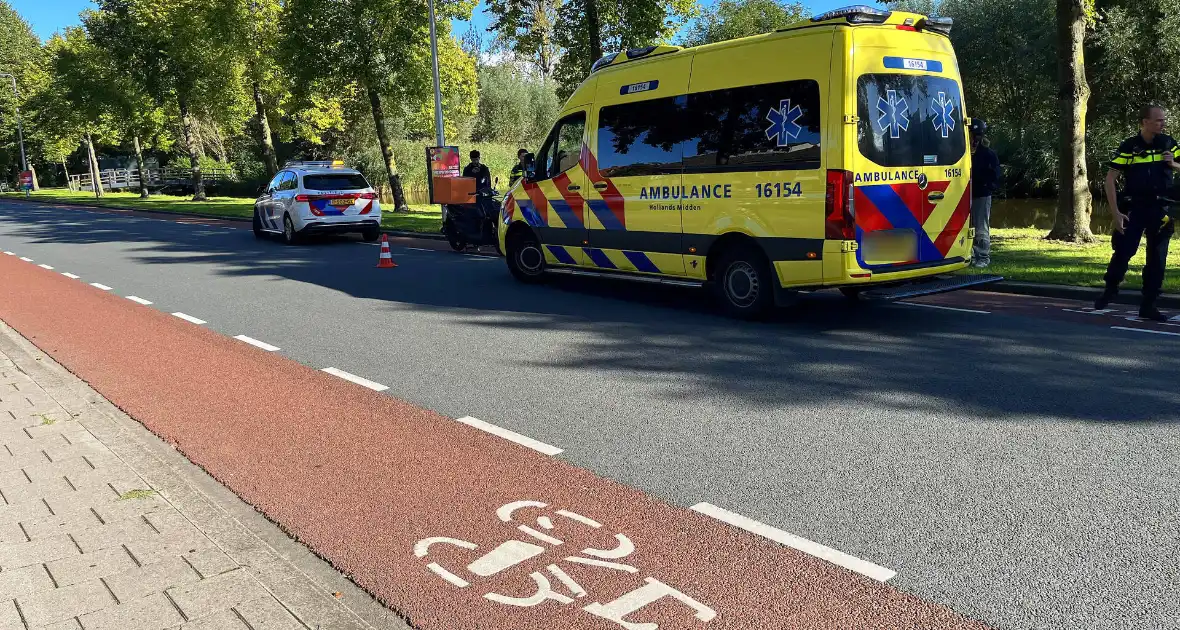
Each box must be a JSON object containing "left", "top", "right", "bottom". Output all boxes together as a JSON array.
[{"left": 1, "top": 199, "right": 1178, "bottom": 630}]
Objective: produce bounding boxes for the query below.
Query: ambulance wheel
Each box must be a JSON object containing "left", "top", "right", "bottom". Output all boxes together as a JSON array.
[
  {"left": 506, "top": 228, "right": 546, "bottom": 284},
  {"left": 714, "top": 246, "right": 775, "bottom": 320},
  {"left": 281, "top": 214, "right": 299, "bottom": 245},
  {"left": 252, "top": 208, "right": 263, "bottom": 239}
]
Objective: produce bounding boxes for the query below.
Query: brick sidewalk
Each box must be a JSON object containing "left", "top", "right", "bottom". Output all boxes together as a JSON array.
[{"left": 0, "top": 321, "right": 411, "bottom": 630}]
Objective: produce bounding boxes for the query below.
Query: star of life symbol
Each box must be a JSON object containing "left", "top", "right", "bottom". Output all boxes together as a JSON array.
[
  {"left": 765, "top": 99, "right": 804, "bottom": 147},
  {"left": 414, "top": 500, "right": 717, "bottom": 629},
  {"left": 930, "top": 92, "right": 956, "bottom": 138},
  {"left": 876, "top": 90, "right": 910, "bottom": 139}
]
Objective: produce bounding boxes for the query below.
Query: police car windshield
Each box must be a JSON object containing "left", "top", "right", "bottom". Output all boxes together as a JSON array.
[
  {"left": 302, "top": 174, "right": 370, "bottom": 190},
  {"left": 856, "top": 74, "right": 966, "bottom": 167}
]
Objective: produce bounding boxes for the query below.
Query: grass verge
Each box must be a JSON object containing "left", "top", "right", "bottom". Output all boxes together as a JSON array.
[
  {"left": 987, "top": 228, "right": 1180, "bottom": 294},
  {"left": 1, "top": 189, "right": 443, "bottom": 234}
]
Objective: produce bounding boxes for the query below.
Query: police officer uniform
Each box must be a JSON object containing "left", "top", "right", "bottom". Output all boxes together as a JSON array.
[{"left": 1098, "top": 132, "right": 1179, "bottom": 317}]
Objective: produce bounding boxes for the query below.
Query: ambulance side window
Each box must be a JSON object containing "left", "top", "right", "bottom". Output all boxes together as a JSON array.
[
  {"left": 597, "top": 95, "right": 687, "bottom": 177},
  {"left": 683, "top": 79, "right": 822, "bottom": 172},
  {"left": 535, "top": 112, "right": 587, "bottom": 181}
]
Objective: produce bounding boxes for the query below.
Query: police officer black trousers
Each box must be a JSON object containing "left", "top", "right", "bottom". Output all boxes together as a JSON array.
[{"left": 1100, "top": 208, "right": 1174, "bottom": 311}]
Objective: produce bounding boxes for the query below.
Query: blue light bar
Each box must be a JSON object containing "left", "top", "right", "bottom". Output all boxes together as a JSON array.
[{"left": 811, "top": 5, "right": 891, "bottom": 23}]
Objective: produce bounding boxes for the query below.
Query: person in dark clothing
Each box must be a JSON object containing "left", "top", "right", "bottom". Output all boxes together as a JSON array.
[
  {"left": 1096, "top": 104, "right": 1180, "bottom": 321},
  {"left": 463, "top": 150, "right": 492, "bottom": 190},
  {"left": 510, "top": 149, "right": 528, "bottom": 186},
  {"left": 970, "top": 123, "right": 1001, "bottom": 267}
]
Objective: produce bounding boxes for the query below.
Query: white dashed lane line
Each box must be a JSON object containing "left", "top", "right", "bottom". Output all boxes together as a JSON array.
[
  {"left": 321, "top": 367, "right": 388, "bottom": 392},
  {"left": 3, "top": 251, "right": 14, "bottom": 256},
  {"left": 1111, "top": 326, "right": 1180, "bottom": 337},
  {"left": 171, "top": 312, "right": 207, "bottom": 325},
  {"left": 690, "top": 502, "right": 897, "bottom": 583},
  {"left": 899, "top": 302, "right": 990, "bottom": 315},
  {"left": 37, "top": 264, "right": 53, "bottom": 270},
  {"left": 90, "top": 283, "right": 113, "bottom": 291},
  {"left": 234, "top": 335, "right": 280, "bottom": 352},
  {"left": 455, "top": 416, "right": 564, "bottom": 456},
  {"left": 61, "top": 273, "right": 80, "bottom": 279},
  {"left": 126, "top": 296, "right": 153, "bottom": 305},
  {"left": 19, "top": 257, "right": 32, "bottom": 262}
]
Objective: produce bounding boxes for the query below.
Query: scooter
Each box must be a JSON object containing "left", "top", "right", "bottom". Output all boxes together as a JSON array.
[{"left": 441, "top": 178, "right": 503, "bottom": 255}]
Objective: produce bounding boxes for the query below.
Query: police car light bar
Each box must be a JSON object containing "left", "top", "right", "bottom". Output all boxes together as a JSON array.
[
  {"left": 920, "top": 16, "right": 953, "bottom": 36},
  {"left": 283, "top": 160, "right": 347, "bottom": 168},
  {"left": 811, "top": 5, "right": 891, "bottom": 24}
]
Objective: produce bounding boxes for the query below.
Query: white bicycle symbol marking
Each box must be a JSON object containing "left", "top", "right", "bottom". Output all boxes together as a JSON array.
[{"left": 414, "top": 500, "right": 717, "bottom": 629}]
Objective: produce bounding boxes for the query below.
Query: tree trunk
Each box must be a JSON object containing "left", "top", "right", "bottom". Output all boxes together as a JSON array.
[
  {"left": 367, "top": 85, "right": 408, "bottom": 212},
  {"left": 179, "top": 97, "right": 207, "bottom": 201},
  {"left": 586, "top": 0, "right": 603, "bottom": 65},
  {"left": 61, "top": 156, "right": 71, "bottom": 191},
  {"left": 1048, "top": 0, "right": 1095, "bottom": 243},
  {"left": 29, "top": 164, "right": 39, "bottom": 191},
  {"left": 253, "top": 81, "right": 279, "bottom": 177},
  {"left": 134, "top": 136, "right": 150, "bottom": 199},
  {"left": 86, "top": 133, "right": 104, "bottom": 198}
]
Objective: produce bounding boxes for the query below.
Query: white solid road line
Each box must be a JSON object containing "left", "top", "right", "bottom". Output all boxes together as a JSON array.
[
  {"left": 19, "top": 257, "right": 32, "bottom": 262},
  {"left": 234, "top": 335, "right": 280, "bottom": 352},
  {"left": 899, "top": 302, "right": 991, "bottom": 315},
  {"left": 37, "top": 264, "right": 53, "bottom": 270},
  {"left": 126, "top": 296, "right": 153, "bottom": 305},
  {"left": 171, "top": 312, "right": 207, "bottom": 325},
  {"left": 61, "top": 273, "right": 80, "bottom": 279},
  {"left": 1111, "top": 326, "right": 1180, "bottom": 337},
  {"left": 690, "top": 502, "right": 897, "bottom": 583},
  {"left": 455, "top": 416, "right": 564, "bottom": 457},
  {"left": 321, "top": 367, "right": 389, "bottom": 392},
  {"left": 90, "top": 283, "right": 113, "bottom": 291}
]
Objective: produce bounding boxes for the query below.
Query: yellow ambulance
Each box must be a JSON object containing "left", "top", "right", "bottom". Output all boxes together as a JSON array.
[{"left": 497, "top": 4, "right": 1002, "bottom": 318}]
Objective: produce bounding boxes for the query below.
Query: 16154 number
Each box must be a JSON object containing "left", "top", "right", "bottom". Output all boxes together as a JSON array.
[{"left": 755, "top": 182, "right": 803, "bottom": 198}]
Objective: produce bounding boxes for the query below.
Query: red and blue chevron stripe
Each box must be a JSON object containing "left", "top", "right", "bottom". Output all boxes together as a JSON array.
[{"left": 853, "top": 181, "right": 971, "bottom": 268}]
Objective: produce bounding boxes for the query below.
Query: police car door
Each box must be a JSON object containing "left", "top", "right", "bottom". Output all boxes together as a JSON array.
[
  {"left": 584, "top": 58, "right": 691, "bottom": 276},
  {"left": 522, "top": 111, "right": 589, "bottom": 267}
]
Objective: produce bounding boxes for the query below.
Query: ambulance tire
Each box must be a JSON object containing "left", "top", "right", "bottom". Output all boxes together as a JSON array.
[
  {"left": 839, "top": 287, "right": 862, "bottom": 301},
  {"left": 714, "top": 246, "right": 775, "bottom": 320},
  {"left": 506, "top": 227, "right": 546, "bottom": 284}
]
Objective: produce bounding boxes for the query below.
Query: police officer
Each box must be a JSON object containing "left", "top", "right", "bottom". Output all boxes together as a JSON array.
[
  {"left": 463, "top": 150, "right": 492, "bottom": 190},
  {"left": 510, "top": 149, "right": 528, "bottom": 186},
  {"left": 1095, "top": 104, "right": 1180, "bottom": 321}
]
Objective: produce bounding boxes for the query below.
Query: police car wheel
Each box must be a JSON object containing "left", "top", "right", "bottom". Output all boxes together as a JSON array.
[
  {"left": 506, "top": 231, "right": 546, "bottom": 283},
  {"left": 282, "top": 215, "right": 299, "bottom": 245},
  {"left": 252, "top": 208, "right": 263, "bottom": 239},
  {"left": 715, "top": 247, "right": 774, "bottom": 319},
  {"left": 362, "top": 226, "right": 380, "bottom": 242}
]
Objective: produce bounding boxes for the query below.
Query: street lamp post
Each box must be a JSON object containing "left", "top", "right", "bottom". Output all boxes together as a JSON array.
[
  {"left": 0, "top": 73, "right": 29, "bottom": 194},
  {"left": 426, "top": 0, "right": 445, "bottom": 147}
]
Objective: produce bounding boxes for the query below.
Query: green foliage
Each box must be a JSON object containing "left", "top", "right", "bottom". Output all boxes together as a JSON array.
[
  {"left": 484, "top": 0, "right": 562, "bottom": 76},
  {"left": 471, "top": 63, "right": 561, "bottom": 149},
  {"left": 0, "top": 0, "right": 43, "bottom": 175},
  {"left": 552, "top": 0, "right": 699, "bottom": 99},
  {"left": 681, "top": 0, "right": 809, "bottom": 47}
]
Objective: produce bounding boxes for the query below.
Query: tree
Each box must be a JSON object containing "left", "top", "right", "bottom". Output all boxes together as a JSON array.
[
  {"left": 682, "top": 0, "right": 808, "bottom": 46},
  {"left": 485, "top": 0, "right": 563, "bottom": 77},
  {"left": 0, "top": 1, "right": 43, "bottom": 184},
  {"left": 281, "top": 0, "right": 475, "bottom": 211},
  {"left": 87, "top": 0, "right": 252, "bottom": 201},
  {"left": 471, "top": 62, "right": 560, "bottom": 147},
  {"left": 551, "top": 0, "right": 698, "bottom": 98},
  {"left": 1048, "top": 0, "right": 1096, "bottom": 242}
]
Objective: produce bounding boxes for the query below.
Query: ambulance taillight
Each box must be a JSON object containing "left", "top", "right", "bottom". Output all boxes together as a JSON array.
[{"left": 825, "top": 170, "right": 856, "bottom": 240}]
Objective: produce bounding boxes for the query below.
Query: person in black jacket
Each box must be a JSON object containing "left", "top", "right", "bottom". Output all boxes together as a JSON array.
[
  {"left": 970, "top": 123, "right": 1001, "bottom": 268},
  {"left": 463, "top": 150, "right": 492, "bottom": 190},
  {"left": 1095, "top": 105, "right": 1180, "bottom": 321}
]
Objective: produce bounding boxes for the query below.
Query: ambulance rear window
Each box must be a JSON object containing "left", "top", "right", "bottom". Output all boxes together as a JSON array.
[
  {"left": 856, "top": 74, "right": 965, "bottom": 167},
  {"left": 302, "top": 174, "right": 370, "bottom": 190}
]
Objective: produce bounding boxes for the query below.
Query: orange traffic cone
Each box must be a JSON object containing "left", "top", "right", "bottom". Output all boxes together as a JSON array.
[{"left": 376, "top": 234, "right": 398, "bottom": 268}]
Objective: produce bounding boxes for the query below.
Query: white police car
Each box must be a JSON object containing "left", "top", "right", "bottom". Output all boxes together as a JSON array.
[{"left": 253, "top": 161, "right": 382, "bottom": 244}]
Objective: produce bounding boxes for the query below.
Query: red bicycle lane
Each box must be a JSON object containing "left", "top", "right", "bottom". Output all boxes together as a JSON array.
[{"left": 0, "top": 255, "right": 989, "bottom": 630}]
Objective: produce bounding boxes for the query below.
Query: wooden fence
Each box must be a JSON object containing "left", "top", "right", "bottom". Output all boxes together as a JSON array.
[{"left": 69, "top": 167, "right": 235, "bottom": 192}]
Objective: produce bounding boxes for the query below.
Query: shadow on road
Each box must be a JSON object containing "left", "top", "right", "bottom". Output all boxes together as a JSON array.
[{"left": 3, "top": 200, "right": 1178, "bottom": 424}]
